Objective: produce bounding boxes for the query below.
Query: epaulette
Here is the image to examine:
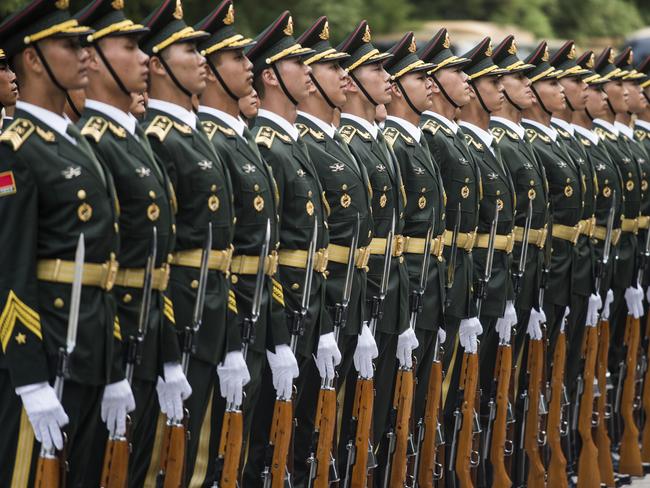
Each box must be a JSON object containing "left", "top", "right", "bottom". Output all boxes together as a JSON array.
[
  {"left": 525, "top": 128, "right": 549, "bottom": 144},
  {"left": 383, "top": 127, "right": 400, "bottom": 148},
  {"left": 0, "top": 118, "right": 35, "bottom": 151},
  {"left": 594, "top": 126, "right": 616, "bottom": 142},
  {"left": 255, "top": 126, "right": 292, "bottom": 149},
  {"left": 108, "top": 122, "right": 127, "bottom": 139},
  {"left": 340, "top": 124, "right": 372, "bottom": 142},
  {"left": 464, "top": 133, "right": 484, "bottom": 151},
  {"left": 145, "top": 115, "right": 173, "bottom": 142},
  {"left": 173, "top": 121, "right": 192, "bottom": 135},
  {"left": 35, "top": 126, "right": 55, "bottom": 143},
  {"left": 201, "top": 120, "right": 218, "bottom": 140},
  {"left": 635, "top": 128, "right": 647, "bottom": 142},
  {"left": 339, "top": 125, "right": 356, "bottom": 144},
  {"left": 81, "top": 116, "right": 108, "bottom": 143},
  {"left": 579, "top": 137, "right": 591, "bottom": 147},
  {"left": 296, "top": 123, "right": 309, "bottom": 138},
  {"left": 555, "top": 127, "right": 571, "bottom": 139},
  {"left": 490, "top": 126, "right": 506, "bottom": 144},
  {"left": 422, "top": 119, "right": 453, "bottom": 138}
]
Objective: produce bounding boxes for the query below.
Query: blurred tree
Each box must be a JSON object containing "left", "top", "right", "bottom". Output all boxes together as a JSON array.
[{"left": 490, "top": 0, "right": 558, "bottom": 37}]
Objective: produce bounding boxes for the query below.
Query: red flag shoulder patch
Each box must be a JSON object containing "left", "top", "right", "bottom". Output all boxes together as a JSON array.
[{"left": 0, "top": 171, "right": 16, "bottom": 197}]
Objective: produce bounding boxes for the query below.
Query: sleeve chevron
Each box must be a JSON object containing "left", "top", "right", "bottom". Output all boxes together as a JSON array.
[
  {"left": 0, "top": 290, "right": 41, "bottom": 351},
  {"left": 163, "top": 295, "right": 175, "bottom": 324},
  {"left": 113, "top": 315, "right": 122, "bottom": 341},
  {"left": 228, "top": 289, "right": 238, "bottom": 314}
]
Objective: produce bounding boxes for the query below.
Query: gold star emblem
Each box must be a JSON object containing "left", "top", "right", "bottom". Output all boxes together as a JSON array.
[
  {"left": 627, "top": 50, "right": 634, "bottom": 65},
  {"left": 409, "top": 36, "right": 417, "bottom": 53},
  {"left": 362, "top": 25, "right": 372, "bottom": 43},
  {"left": 568, "top": 44, "right": 576, "bottom": 60},
  {"left": 173, "top": 0, "right": 183, "bottom": 20},
  {"left": 15, "top": 333, "right": 26, "bottom": 345},
  {"left": 442, "top": 32, "right": 450, "bottom": 49},
  {"left": 485, "top": 41, "right": 493, "bottom": 57},
  {"left": 608, "top": 49, "right": 615, "bottom": 64},
  {"left": 224, "top": 4, "right": 235, "bottom": 25},
  {"left": 508, "top": 40, "right": 517, "bottom": 55},
  {"left": 284, "top": 16, "right": 294, "bottom": 36},
  {"left": 586, "top": 53, "right": 595, "bottom": 69},
  {"left": 319, "top": 21, "right": 330, "bottom": 40},
  {"left": 542, "top": 46, "right": 549, "bottom": 62},
  {"left": 77, "top": 203, "right": 93, "bottom": 222}
]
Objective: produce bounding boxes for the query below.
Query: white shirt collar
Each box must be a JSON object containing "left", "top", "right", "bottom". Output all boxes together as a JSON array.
[
  {"left": 490, "top": 116, "right": 525, "bottom": 139},
  {"left": 522, "top": 118, "right": 558, "bottom": 142},
  {"left": 197, "top": 105, "right": 247, "bottom": 138},
  {"left": 297, "top": 111, "right": 336, "bottom": 139},
  {"left": 636, "top": 119, "right": 650, "bottom": 131},
  {"left": 85, "top": 99, "right": 136, "bottom": 135},
  {"left": 593, "top": 118, "right": 618, "bottom": 136},
  {"left": 340, "top": 112, "right": 379, "bottom": 139},
  {"left": 147, "top": 98, "right": 197, "bottom": 130},
  {"left": 16, "top": 100, "right": 76, "bottom": 144},
  {"left": 551, "top": 117, "right": 575, "bottom": 136},
  {"left": 572, "top": 124, "right": 599, "bottom": 146},
  {"left": 459, "top": 120, "right": 494, "bottom": 154},
  {"left": 614, "top": 121, "right": 634, "bottom": 140},
  {"left": 257, "top": 108, "right": 299, "bottom": 141},
  {"left": 422, "top": 110, "right": 459, "bottom": 134},
  {"left": 386, "top": 115, "right": 421, "bottom": 143}
]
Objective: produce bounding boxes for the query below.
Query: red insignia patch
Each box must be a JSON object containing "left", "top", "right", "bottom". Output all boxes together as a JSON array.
[{"left": 0, "top": 171, "right": 16, "bottom": 196}]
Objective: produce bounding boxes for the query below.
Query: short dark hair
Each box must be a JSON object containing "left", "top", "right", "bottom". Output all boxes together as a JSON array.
[{"left": 253, "top": 72, "right": 265, "bottom": 99}]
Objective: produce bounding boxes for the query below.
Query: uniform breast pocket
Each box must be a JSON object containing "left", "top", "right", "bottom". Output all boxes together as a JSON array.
[
  {"left": 370, "top": 171, "right": 394, "bottom": 220},
  {"left": 292, "top": 179, "right": 318, "bottom": 228},
  {"left": 322, "top": 176, "right": 360, "bottom": 220},
  {"left": 190, "top": 165, "right": 221, "bottom": 193},
  {"left": 405, "top": 177, "right": 435, "bottom": 221},
  {"left": 238, "top": 174, "right": 271, "bottom": 227},
  {"left": 516, "top": 171, "right": 542, "bottom": 203},
  {"left": 447, "top": 173, "right": 476, "bottom": 212}
]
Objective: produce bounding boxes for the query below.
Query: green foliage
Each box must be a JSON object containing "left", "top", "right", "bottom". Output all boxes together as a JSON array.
[{"left": 490, "top": 0, "right": 558, "bottom": 38}]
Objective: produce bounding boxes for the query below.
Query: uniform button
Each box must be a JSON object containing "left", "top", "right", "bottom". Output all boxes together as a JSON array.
[
  {"left": 308, "top": 190, "right": 313, "bottom": 197},
  {"left": 114, "top": 223, "right": 119, "bottom": 233},
  {"left": 566, "top": 178, "right": 571, "bottom": 183},
  {"left": 628, "top": 172, "right": 633, "bottom": 178},
  {"left": 384, "top": 186, "right": 388, "bottom": 191},
  {"left": 77, "top": 189, "right": 87, "bottom": 200},
  {"left": 149, "top": 190, "right": 156, "bottom": 199},
  {"left": 211, "top": 184, "right": 218, "bottom": 192},
  {"left": 496, "top": 190, "right": 501, "bottom": 196},
  {"left": 465, "top": 177, "right": 470, "bottom": 183},
  {"left": 168, "top": 254, "right": 173, "bottom": 263},
  {"left": 54, "top": 298, "right": 64, "bottom": 309},
  {"left": 110, "top": 252, "right": 116, "bottom": 260},
  {"left": 233, "top": 217, "right": 237, "bottom": 224},
  {"left": 530, "top": 180, "right": 535, "bottom": 186},
  {"left": 368, "top": 230, "right": 372, "bottom": 238},
  {"left": 231, "top": 275, "right": 239, "bottom": 284},
  {"left": 399, "top": 256, "right": 404, "bottom": 263},
  {"left": 123, "top": 294, "right": 132, "bottom": 304},
  {"left": 191, "top": 280, "right": 199, "bottom": 289},
  {"left": 291, "top": 283, "right": 300, "bottom": 290},
  {"left": 172, "top": 224, "right": 177, "bottom": 233},
  {"left": 342, "top": 184, "right": 348, "bottom": 191},
  {"left": 421, "top": 187, "right": 426, "bottom": 193}
]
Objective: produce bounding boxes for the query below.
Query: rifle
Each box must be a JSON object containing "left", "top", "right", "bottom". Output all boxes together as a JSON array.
[
  {"left": 639, "top": 226, "right": 650, "bottom": 461},
  {"left": 158, "top": 223, "right": 212, "bottom": 487},
  {"left": 414, "top": 204, "right": 460, "bottom": 487},
  {"left": 35, "top": 234, "right": 84, "bottom": 488},
  {"left": 101, "top": 227, "right": 157, "bottom": 488},
  {"left": 262, "top": 219, "right": 318, "bottom": 488},
  {"left": 343, "top": 213, "right": 395, "bottom": 488},
  {"left": 546, "top": 320, "right": 568, "bottom": 487},
  {"left": 307, "top": 215, "right": 360, "bottom": 488},
  {"left": 213, "top": 220, "right": 271, "bottom": 488}
]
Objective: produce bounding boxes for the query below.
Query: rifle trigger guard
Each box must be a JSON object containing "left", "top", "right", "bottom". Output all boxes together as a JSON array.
[
  {"left": 504, "top": 439, "right": 514, "bottom": 456},
  {"left": 470, "top": 449, "right": 481, "bottom": 467},
  {"left": 433, "top": 462, "right": 444, "bottom": 480}
]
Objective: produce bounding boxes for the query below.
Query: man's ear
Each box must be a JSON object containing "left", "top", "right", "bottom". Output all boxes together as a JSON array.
[
  {"left": 429, "top": 76, "right": 441, "bottom": 94},
  {"left": 390, "top": 81, "right": 402, "bottom": 99},
  {"left": 261, "top": 66, "right": 278, "bottom": 88},
  {"left": 22, "top": 47, "right": 43, "bottom": 77},
  {"left": 86, "top": 47, "right": 101, "bottom": 73},
  {"left": 149, "top": 55, "right": 166, "bottom": 77}
]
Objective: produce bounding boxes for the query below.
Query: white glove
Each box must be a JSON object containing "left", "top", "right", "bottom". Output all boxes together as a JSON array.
[
  {"left": 156, "top": 362, "right": 192, "bottom": 421},
  {"left": 315, "top": 332, "right": 342, "bottom": 381},
  {"left": 459, "top": 317, "right": 483, "bottom": 353},
  {"left": 601, "top": 289, "right": 614, "bottom": 320},
  {"left": 396, "top": 328, "right": 419, "bottom": 368},
  {"left": 16, "top": 382, "right": 69, "bottom": 451},
  {"left": 585, "top": 293, "right": 603, "bottom": 327},
  {"left": 625, "top": 286, "right": 644, "bottom": 318},
  {"left": 560, "top": 306, "right": 570, "bottom": 333},
  {"left": 437, "top": 327, "right": 447, "bottom": 345},
  {"left": 217, "top": 351, "right": 250, "bottom": 406},
  {"left": 266, "top": 344, "right": 299, "bottom": 400},
  {"left": 354, "top": 322, "right": 379, "bottom": 379},
  {"left": 527, "top": 308, "right": 545, "bottom": 340},
  {"left": 101, "top": 379, "right": 135, "bottom": 437},
  {"left": 495, "top": 300, "right": 517, "bottom": 344}
]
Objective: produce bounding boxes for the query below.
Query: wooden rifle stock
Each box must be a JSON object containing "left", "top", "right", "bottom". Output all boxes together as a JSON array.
[
  {"left": 594, "top": 319, "right": 616, "bottom": 486},
  {"left": 313, "top": 386, "right": 337, "bottom": 488},
  {"left": 417, "top": 359, "right": 443, "bottom": 488},
  {"left": 388, "top": 368, "right": 414, "bottom": 486},
  {"left": 525, "top": 339, "right": 546, "bottom": 488},
  {"left": 576, "top": 325, "right": 600, "bottom": 488},
  {"left": 100, "top": 434, "right": 129, "bottom": 488},
  {"left": 216, "top": 409, "right": 243, "bottom": 488},
  {"left": 350, "top": 378, "right": 374, "bottom": 488},
  {"left": 34, "top": 450, "right": 66, "bottom": 488},
  {"left": 619, "top": 315, "right": 643, "bottom": 475},
  {"left": 158, "top": 415, "right": 188, "bottom": 488},
  {"left": 642, "top": 313, "right": 650, "bottom": 462},
  {"left": 547, "top": 332, "right": 568, "bottom": 488},
  {"left": 267, "top": 399, "right": 293, "bottom": 488},
  {"left": 489, "top": 345, "right": 512, "bottom": 488},
  {"left": 455, "top": 352, "right": 478, "bottom": 488}
]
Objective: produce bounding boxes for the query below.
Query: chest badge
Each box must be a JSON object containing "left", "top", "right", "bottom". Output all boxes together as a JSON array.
[
  {"left": 626, "top": 180, "right": 635, "bottom": 191},
  {"left": 418, "top": 195, "right": 427, "bottom": 209},
  {"left": 147, "top": 203, "right": 160, "bottom": 221},
  {"left": 523, "top": 162, "right": 533, "bottom": 170},
  {"left": 603, "top": 186, "right": 612, "bottom": 197},
  {"left": 254, "top": 195, "right": 265, "bottom": 212},
  {"left": 198, "top": 160, "right": 213, "bottom": 171},
  {"left": 379, "top": 193, "right": 388, "bottom": 208},
  {"left": 62, "top": 166, "right": 81, "bottom": 179},
  {"left": 376, "top": 164, "right": 386, "bottom": 173},
  {"left": 242, "top": 163, "right": 256, "bottom": 174},
  {"left": 564, "top": 185, "right": 574, "bottom": 197},
  {"left": 556, "top": 160, "right": 567, "bottom": 168},
  {"left": 341, "top": 193, "right": 352, "bottom": 208},
  {"left": 306, "top": 200, "right": 314, "bottom": 215},
  {"left": 461, "top": 185, "right": 470, "bottom": 199},
  {"left": 208, "top": 195, "right": 220, "bottom": 211},
  {"left": 487, "top": 172, "right": 498, "bottom": 181},
  {"left": 330, "top": 163, "right": 344, "bottom": 172},
  {"left": 414, "top": 167, "right": 425, "bottom": 175},
  {"left": 595, "top": 163, "right": 606, "bottom": 171},
  {"left": 496, "top": 198, "right": 504, "bottom": 211},
  {"left": 135, "top": 167, "right": 151, "bottom": 178},
  {"left": 297, "top": 168, "right": 306, "bottom": 178},
  {"left": 528, "top": 188, "right": 536, "bottom": 200},
  {"left": 77, "top": 202, "right": 93, "bottom": 222}
]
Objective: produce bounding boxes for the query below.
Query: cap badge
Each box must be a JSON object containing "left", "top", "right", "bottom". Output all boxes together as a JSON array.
[
  {"left": 224, "top": 4, "right": 235, "bottom": 25},
  {"left": 485, "top": 41, "right": 493, "bottom": 56},
  {"left": 408, "top": 36, "right": 417, "bottom": 53},
  {"left": 111, "top": 0, "right": 124, "bottom": 9},
  {"left": 55, "top": 0, "right": 69, "bottom": 9},
  {"left": 608, "top": 49, "right": 615, "bottom": 64},
  {"left": 362, "top": 24, "right": 372, "bottom": 43},
  {"left": 173, "top": 0, "right": 183, "bottom": 20},
  {"left": 542, "top": 46, "right": 549, "bottom": 62},
  {"left": 443, "top": 32, "right": 450, "bottom": 49},
  {"left": 627, "top": 50, "right": 634, "bottom": 65},
  {"left": 568, "top": 44, "right": 576, "bottom": 60},
  {"left": 586, "top": 53, "right": 595, "bottom": 69},
  {"left": 284, "top": 16, "right": 294, "bottom": 35},
  {"left": 508, "top": 40, "right": 517, "bottom": 55},
  {"left": 319, "top": 21, "right": 330, "bottom": 40}
]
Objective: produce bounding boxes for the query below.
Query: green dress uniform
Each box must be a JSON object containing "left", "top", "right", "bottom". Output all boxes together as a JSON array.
[
  {"left": 0, "top": 3, "right": 122, "bottom": 485},
  {"left": 635, "top": 119, "right": 650, "bottom": 290},
  {"left": 137, "top": 3, "right": 240, "bottom": 485},
  {"left": 242, "top": 12, "right": 331, "bottom": 485}
]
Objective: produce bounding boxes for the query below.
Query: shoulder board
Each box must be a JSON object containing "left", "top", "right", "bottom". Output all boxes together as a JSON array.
[
  {"left": 464, "top": 134, "right": 484, "bottom": 151},
  {"left": 108, "top": 122, "right": 127, "bottom": 139},
  {"left": 490, "top": 126, "right": 505, "bottom": 144},
  {"left": 296, "top": 123, "right": 309, "bottom": 138},
  {"left": 339, "top": 125, "right": 356, "bottom": 144},
  {"left": 525, "top": 128, "right": 538, "bottom": 143},
  {"left": 0, "top": 118, "right": 35, "bottom": 151},
  {"left": 555, "top": 127, "right": 571, "bottom": 139},
  {"left": 635, "top": 129, "right": 646, "bottom": 142},
  {"left": 145, "top": 115, "right": 173, "bottom": 142},
  {"left": 421, "top": 119, "right": 440, "bottom": 136},
  {"left": 201, "top": 120, "right": 218, "bottom": 140},
  {"left": 308, "top": 127, "right": 325, "bottom": 141},
  {"left": 255, "top": 126, "right": 276, "bottom": 149},
  {"left": 594, "top": 126, "right": 616, "bottom": 141},
  {"left": 579, "top": 137, "right": 591, "bottom": 147},
  {"left": 80, "top": 116, "right": 108, "bottom": 143},
  {"left": 383, "top": 127, "right": 399, "bottom": 148},
  {"left": 36, "top": 126, "right": 55, "bottom": 143},
  {"left": 173, "top": 121, "right": 192, "bottom": 135}
]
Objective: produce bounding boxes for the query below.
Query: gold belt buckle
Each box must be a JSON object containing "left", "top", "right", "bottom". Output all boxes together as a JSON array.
[
  {"left": 224, "top": 246, "right": 234, "bottom": 272},
  {"left": 539, "top": 225, "right": 548, "bottom": 247},
  {"left": 356, "top": 247, "right": 371, "bottom": 269},
  {"left": 157, "top": 263, "right": 171, "bottom": 291},
  {"left": 505, "top": 233, "right": 515, "bottom": 253},
  {"left": 466, "top": 231, "right": 477, "bottom": 250},
  {"left": 102, "top": 255, "right": 119, "bottom": 291},
  {"left": 393, "top": 235, "right": 405, "bottom": 256},
  {"left": 265, "top": 251, "right": 279, "bottom": 276},
  {"left": 314, "top": 249, "right": 329, "bottom": 273},
  {"left": 432, "top": 236, "right": 444, "bottom": 257}
]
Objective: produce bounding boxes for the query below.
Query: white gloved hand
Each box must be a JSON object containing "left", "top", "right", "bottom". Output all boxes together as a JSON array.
[
  {"left": 354, "top": 322, "right": 378, "bottom": 379},
  {"left": 315, "top": 332, "right": 342, "bottom": 381},
  {"left": 396, "top": 328, "right": 419, "bottom": 368},
  {"left": 156, "top": 362, "right": 192, "bottom": 420},
  {"left": 101, "top": 379, "right": 135, "bottom": 437},
  {"left": 459, "top": 317, "right": 483, "bottom": 353},
  {"left": 560, "top": 306, "right": 571, "bottom": 333},
  {"left": 625, "top": 286, "right": 644, "bottom": 318},
  {"left": 585, "top": 293, "right": 603, "bottom": 327},
  {"left": 601, "top": 289, "right": 614, "bottom": 320},
  {"left": 527, "top": 308, "right": 545, "bottom": 340},
  {"left": 495, "top": 300, "right": 517, "bottom": 344},
  {"left": 266, "top": 344, "right": 299, "bottom": 400},
  {"left": 217, "top": 351, "right": 250, "bottom": 406},
  {"left": 16, "top": 382, "right": 69, "bottom": 450},
  {"left": 437, "top": 327, "right": 447, "bottom": 345}
]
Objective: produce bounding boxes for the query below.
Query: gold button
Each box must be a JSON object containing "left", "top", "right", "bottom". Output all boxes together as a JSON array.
[
  {"left": 114, "top": 223, "right": 119, "bottom": 233},
  {"left": 465, "top": 177, "right": 470, "bottom": 183},
  {"left": 530, "top": 180, "right": 535, "bottom": 186},
  {"left": 211, "top": 184, "right": 218, "bottom": 192},
  {"left": 172, "top": 224, "right": 177, "bottom": 233},
  {"left": 110, "top": 252, "right": 116, "bottom": 260},
  {"left": 167, "top": 254, "right": 173, "bottom": 263},
  {"left": 496, "top": 190, "right": 501, "bottom": 196},
  {"left": 421, "top": 187, "right": 426, "bottom": 193},
  {"left": 384, "top": 186, "right": 388, "bottom": 191},
  {"left": 254, "top": 184, "right": 260, "bottom": 191},
  {"left": 342, "top": 184, "right": 348, "bottom": 190},
  {"left": 191, "top": 280, "right": 199, "bottom": 289},
  {"left": 291, "top": 283, "right": 300, "bottom": 290},
  {"left": 123, "top": 294, "right": 132, "bottom": 304},
  {"left": 566, "top": 178, "right": 571, "bottom": 183},
  {"left": 77, "top": 189, "right": 86, "bottom": 200},
  {"left": 368, "top": 230, "right": 372, "bottom": 238},
  {"left": 149, "top": 190, "right": 156, "bottom": 199},
  {"left": 399, "top": 256, "right": 404, "bottom": 263},
  {"left": 54, "top": 298, "right": 64, "bottom": 309},
  {"left": 231, "top": 274, "right": 239, "bottom": 284},
  {"left": 628, "top": 172, "right": 633, "bottom": 178},
  {"left": 308, "top": 190, "right": 313, "bottom": 197}
]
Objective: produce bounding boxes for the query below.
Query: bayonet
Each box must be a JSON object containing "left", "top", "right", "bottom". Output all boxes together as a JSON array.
[
  {"left": 513, "top": 198, "right": 533, "bottom": 298},
  {"left": 476, "top": 204, "right": 499, "bottom": 316},
  {"left": 369, "top": 212, "right": 395, "bottom": 336},
  {"left": 446, "top": 203, "right": 462, "bottom": 299},
  {"left": 290, "top": 218, "right": 318, "bottom": 353}
]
